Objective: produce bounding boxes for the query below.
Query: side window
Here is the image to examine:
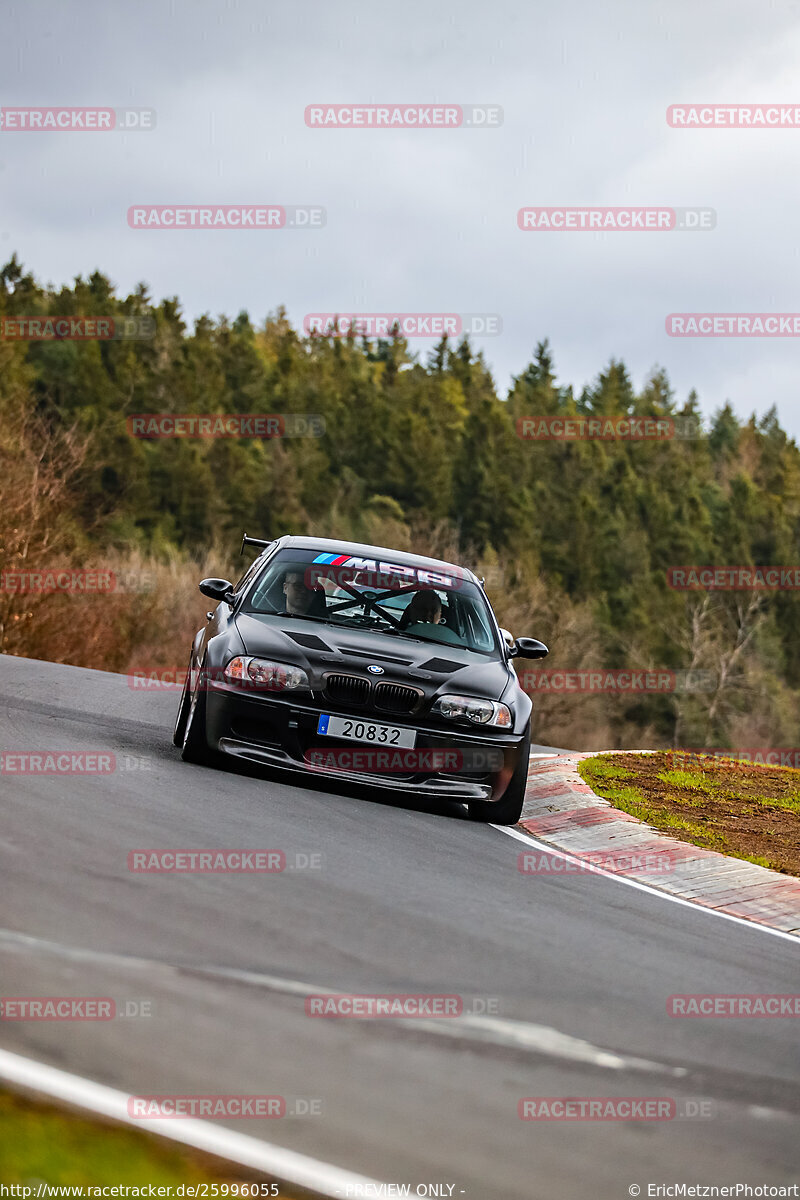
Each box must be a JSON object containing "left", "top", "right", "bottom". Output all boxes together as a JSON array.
[
  {"left": 234, "top": 553, "right": 269, "bottom": 595},
  {"left": 460, "top": 598, "right": 494, "bottom": 652},
  {"left": 250, "top": 569, "right": 277, "bottom": 610}
]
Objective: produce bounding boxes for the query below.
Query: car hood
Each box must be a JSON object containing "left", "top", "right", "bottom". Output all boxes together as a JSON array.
[{"left": 234, "top": 611, "right": 512, "bottom": 703}]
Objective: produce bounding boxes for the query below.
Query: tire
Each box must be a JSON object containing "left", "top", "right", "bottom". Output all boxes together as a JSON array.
[
  {"left": 180, "top": 658, "right": 213, "bottom": 765},
  {"left": 172, "top": 658, "right": 192, "bottom": 746},
  {"left": 468, "top": 729, "right": 531, "bottom": 826}
]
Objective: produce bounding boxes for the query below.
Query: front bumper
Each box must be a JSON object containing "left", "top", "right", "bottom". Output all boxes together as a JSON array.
[{"left": 204, "top": 682, "right": 524, "bottom": 802}]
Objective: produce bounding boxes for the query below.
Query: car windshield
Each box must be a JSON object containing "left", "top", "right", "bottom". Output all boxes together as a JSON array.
[{"left": 241, "top": 547, "right": 500, "bottom": 656}]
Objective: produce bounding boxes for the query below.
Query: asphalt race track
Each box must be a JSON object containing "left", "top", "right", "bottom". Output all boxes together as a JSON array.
[{"left": 1, "top": 654, "right": 798, "bottom": 1198}]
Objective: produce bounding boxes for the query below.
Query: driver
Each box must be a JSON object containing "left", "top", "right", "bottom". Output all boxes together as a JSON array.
[
  {"left": 283, "top": 569, "right": 326, "bottom": 616},
  {"left": 399, "top": 589, "right": 442, "bottom": 628},
  {"left": 398, "top": 587, "right": 462, "bottom": 644}
]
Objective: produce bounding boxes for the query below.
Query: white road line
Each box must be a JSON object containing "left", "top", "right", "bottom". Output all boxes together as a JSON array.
[
  {"left": 406, "top": 1013, "right": 683, "bottom": 1074},
  {"left": 0, "top": 1048, "right": 384, "bottom": 1199},
  {"left": 495, "top": 825, "right": 800, "bottom": 947},
  {"left": 0, "top": 929, "right": 680, "bottom": 1074}
]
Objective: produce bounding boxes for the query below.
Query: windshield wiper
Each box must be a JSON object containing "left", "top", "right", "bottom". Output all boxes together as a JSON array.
[
  {"left": 250, "top": 609, "right": 341, "bottom": 626},
  {"left": 378, "top": 628, "right": 436, "bottom": 644}
]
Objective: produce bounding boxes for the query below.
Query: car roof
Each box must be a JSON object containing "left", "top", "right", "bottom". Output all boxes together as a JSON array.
[{"left": 273, "top": 535, "right": 480, "bottom": 582}]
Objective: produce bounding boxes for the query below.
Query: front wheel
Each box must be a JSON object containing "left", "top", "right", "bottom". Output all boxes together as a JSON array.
[
  {"left": 180, "top": 658, "right": 213, "bottom": 765},
  {"left": 468, "top": 730, "right": 530, "bottom": 825}
]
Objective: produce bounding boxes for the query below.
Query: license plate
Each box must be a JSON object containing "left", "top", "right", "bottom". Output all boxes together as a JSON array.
[{"left": 316, "top": 713, "right": 416, "bottom": 748}]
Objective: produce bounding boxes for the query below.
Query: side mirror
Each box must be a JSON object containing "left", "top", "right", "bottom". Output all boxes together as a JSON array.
[
  {"left": 199, "top": 577, "right": 235, "bottom": 604},
  {"left": 512, "top": 637, "right": 549, "bottom": 660}
]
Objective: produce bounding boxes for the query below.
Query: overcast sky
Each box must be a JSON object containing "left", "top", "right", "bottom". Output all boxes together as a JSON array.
[{"left": 2, "top": 0, "right": 800, "bottom": 433}]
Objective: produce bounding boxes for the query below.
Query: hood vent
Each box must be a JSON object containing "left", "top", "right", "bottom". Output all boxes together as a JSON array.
[
  {"left": 419, "top": 657, "right": 464, "bottom": 673},
  {"left": 286, "top": 631, "right": 332, "bottom": 652}
]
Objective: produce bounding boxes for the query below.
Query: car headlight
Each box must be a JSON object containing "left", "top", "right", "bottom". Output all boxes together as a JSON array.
[
  {"left": 432, "top": 694, "right": 513, "bottom": 727},
  {"left": 223, "top": 656, "right": 309, "bottom": 692}
]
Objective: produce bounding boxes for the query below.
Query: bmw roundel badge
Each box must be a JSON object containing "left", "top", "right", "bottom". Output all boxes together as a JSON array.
[{"left": 367, "top": 664, "right": 385, "bottom": 675}]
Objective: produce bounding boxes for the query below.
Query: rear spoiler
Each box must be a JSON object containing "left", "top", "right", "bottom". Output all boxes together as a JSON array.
[{"left": 241, "top": 532, "right": 275, "bottom": 555}]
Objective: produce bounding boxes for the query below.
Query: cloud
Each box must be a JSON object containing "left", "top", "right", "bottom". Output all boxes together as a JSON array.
[{"left": 2, "top": 0, "right": 799, "bottom": 433}]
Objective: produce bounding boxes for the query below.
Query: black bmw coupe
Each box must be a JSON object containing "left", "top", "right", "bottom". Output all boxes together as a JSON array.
[{"left": 174, "top": 534, "right": 548, "bottom": 824}]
